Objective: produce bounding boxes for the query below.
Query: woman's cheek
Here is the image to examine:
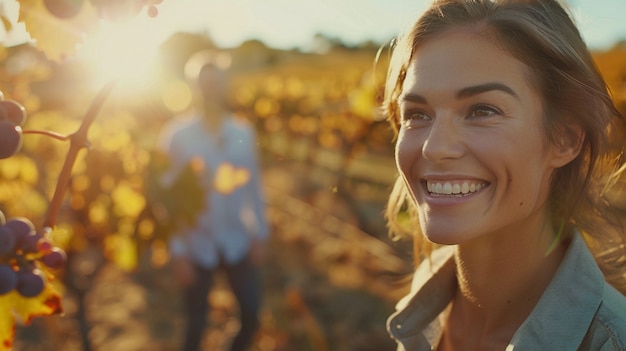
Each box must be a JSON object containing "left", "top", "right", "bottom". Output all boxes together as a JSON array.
[{"left": 395, "top": 131, "right": 420, "bottom": 179}]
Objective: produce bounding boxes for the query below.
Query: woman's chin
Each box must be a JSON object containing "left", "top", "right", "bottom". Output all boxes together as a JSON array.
[{"left": 423, "top": 230, "right": 471, "bottom": 246}]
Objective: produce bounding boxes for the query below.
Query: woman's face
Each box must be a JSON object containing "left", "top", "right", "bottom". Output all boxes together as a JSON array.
[{"left": 396, "top": 29, "right": 570, "bottom": 245}]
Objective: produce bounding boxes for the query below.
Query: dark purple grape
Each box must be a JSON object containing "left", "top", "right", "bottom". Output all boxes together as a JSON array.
[
  {"left": 6, "top": 217, "right": 36, "bottom": 251},
  {"left": 16, "top": 269, "right": 45, "bottom": 297},
  {"left": 20, "top": 233, "right": 42, "bottom": 254},
  {"left": 41, "top": 248, "right": 67, "bottom": 269},
  {"left": 0, "top": 264, "right": 16, "bottom": 294},
  {"left": 6, "top": 217, "right": 35, "bottom": 242},
  {"left": 38, "top": 239, "right": 53, "bottom": 253},
  {"left": 0, "top": 121, "right": 22, "bottom": 159},
  {"left": 0, "top": 100, "right": 26, "bottom": 126},
  {"left": 0, "top": 226, "right": 16, "bottom": 256},
  {"left": 5, "top": 217, "right": 35, "bottom": 235}
]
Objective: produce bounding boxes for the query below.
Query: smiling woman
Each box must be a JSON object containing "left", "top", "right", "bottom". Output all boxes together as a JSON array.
[{"left": 382, "top": 0, "right": 626, "bottom": 350}]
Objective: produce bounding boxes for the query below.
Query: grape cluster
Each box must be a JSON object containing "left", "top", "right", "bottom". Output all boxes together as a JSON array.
[
  {"left": 0, "top": 210, "right": 66, "bottom": 298},
  {"left": 0, "top": 93, "right": 26, "bottom": 160}
]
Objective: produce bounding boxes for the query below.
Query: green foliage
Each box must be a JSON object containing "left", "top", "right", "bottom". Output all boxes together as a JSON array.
[{"left": 143, "top": 150, "right": 206, "bottom": 241}]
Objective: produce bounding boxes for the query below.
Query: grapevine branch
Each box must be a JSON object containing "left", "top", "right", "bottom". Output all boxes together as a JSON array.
[
  {"left": 22, "top": 129, "right": 70, "bottom": 142},
  {"left": 43, "top": 80, "right": 117, "bottom": 228}
]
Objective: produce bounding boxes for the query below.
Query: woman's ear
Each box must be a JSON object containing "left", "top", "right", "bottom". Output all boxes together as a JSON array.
[{"left": 550, "top": 125, "right": 584, "bottom": 168}]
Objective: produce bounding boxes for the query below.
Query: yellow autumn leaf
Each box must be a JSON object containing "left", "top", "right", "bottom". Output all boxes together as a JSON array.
[
  {"left": 0, "top": 293, "right": 17, "bottom": 351},
  {"left": 213, "top": 163, "right": 251, "bottom": 195},
  {"left": 18, "top": 0, "right": 99, "bottom": 61},
  {"left": 0, "top": 281, "right": 62, "bottom": 351},
  {"left": 10, "top": 280, "right": 62, "bottom": 325},
  {"left": 1, "top": 15, "right": 12, "bottom": 32}
]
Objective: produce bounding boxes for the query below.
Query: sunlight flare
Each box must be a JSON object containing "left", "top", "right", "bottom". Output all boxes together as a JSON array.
[{"left": 76, "top": 15, "right": 162, "bottom": 89}]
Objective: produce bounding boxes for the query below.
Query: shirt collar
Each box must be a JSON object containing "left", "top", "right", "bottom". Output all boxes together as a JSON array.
[
  {"left": 508, "top": 232, "right": 604, "bottom": 349},
  {"left": 387, "top": 233, "right": 605, "bottom": 350},
  {"left": 387, "top": 245, "right": 456, "bottom": 349}
]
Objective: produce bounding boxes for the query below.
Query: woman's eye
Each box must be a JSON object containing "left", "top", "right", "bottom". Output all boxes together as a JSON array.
[
  {"left": 469, "top": 105, "right": 501, "bottom": 118},
  {"left": 402, "top": 109, "right": 431, "bottom": 121},
  {"left": 400, "top": 110, "right": 431, "bottom": 128}
]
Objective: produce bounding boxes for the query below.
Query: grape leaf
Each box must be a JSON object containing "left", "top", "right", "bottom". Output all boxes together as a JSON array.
[
  {"left": 1, "top": 16, "right": 12, "bottom": 32},
  {"left": 18, "top": 0, "right": 99, "bottom": 61},
  {"left": 0, "top": 281, "right": 62, "bottom": 351},
  {"left": 0, "top": 0, "right": 30, "bottom": 47},
  {"left": 144, "top": 150, "right": 206, "bottom": 235}
]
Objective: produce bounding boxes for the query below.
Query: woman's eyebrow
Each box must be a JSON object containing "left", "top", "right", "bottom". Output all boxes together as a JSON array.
[
  {"left": 399, "top": 82, "right": 519, "bottom": 105},
  {"left": 456, "top": 82, "right": 519, "bottom": 100},
  {"left": 399, "top": 93, "right": 428, "bottom": 104}
]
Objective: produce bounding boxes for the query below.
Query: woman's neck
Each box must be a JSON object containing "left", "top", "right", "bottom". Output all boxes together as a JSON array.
[{"left": 441, "top": 211, "right": 567, "bottom": 350}]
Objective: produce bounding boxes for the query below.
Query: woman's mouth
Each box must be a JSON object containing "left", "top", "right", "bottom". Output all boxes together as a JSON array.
[{"left": 426, "top": 180, "right": 488, "bottom": 197}]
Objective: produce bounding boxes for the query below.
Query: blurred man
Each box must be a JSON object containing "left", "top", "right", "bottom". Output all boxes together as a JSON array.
[{"left": 158, "top": 53, "right": 269, "bottom": 351}]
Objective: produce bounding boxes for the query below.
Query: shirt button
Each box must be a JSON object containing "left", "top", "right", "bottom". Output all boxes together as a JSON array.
[{"left": 396, "top": 324, "right": 402, "bottom": 330}]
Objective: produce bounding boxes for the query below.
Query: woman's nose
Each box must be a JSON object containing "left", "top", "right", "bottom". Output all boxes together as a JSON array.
[{"left": 421, "top": 117, "right": 465, "bottom": 162}]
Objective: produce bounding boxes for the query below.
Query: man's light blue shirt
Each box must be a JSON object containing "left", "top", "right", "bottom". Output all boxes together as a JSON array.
[{"left": 160, "top": 115, "right": 269, "bottom": 268}]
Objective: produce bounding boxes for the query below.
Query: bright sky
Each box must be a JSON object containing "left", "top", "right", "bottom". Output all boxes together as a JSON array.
[
  {"left": 11, "top": 0, "right": 622, "bottom": 91},
  {"left": 152, "top": 0, "right": 626, "bottom": 51}
]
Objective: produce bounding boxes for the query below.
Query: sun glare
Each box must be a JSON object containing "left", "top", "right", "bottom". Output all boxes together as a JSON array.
[{"left": 77, "top": 15, "right": 163, "bottom": 90}]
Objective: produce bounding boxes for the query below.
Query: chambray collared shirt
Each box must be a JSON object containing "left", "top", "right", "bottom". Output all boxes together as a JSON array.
[
  {"left": 159, "top": 115, "right": 269, "bottom": 269},
  {"left": 387, "top": 233, "right": 626, "bottom": 350}
]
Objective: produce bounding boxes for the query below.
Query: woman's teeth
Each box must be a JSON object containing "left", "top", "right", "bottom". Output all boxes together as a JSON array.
[{"left": 427, "top": 181, "right": 485, "bottom": 195}]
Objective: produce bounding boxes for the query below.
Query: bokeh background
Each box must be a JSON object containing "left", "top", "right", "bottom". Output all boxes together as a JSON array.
[{"left": 1, "top": 1, "right": 626, "bottom": 350}]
